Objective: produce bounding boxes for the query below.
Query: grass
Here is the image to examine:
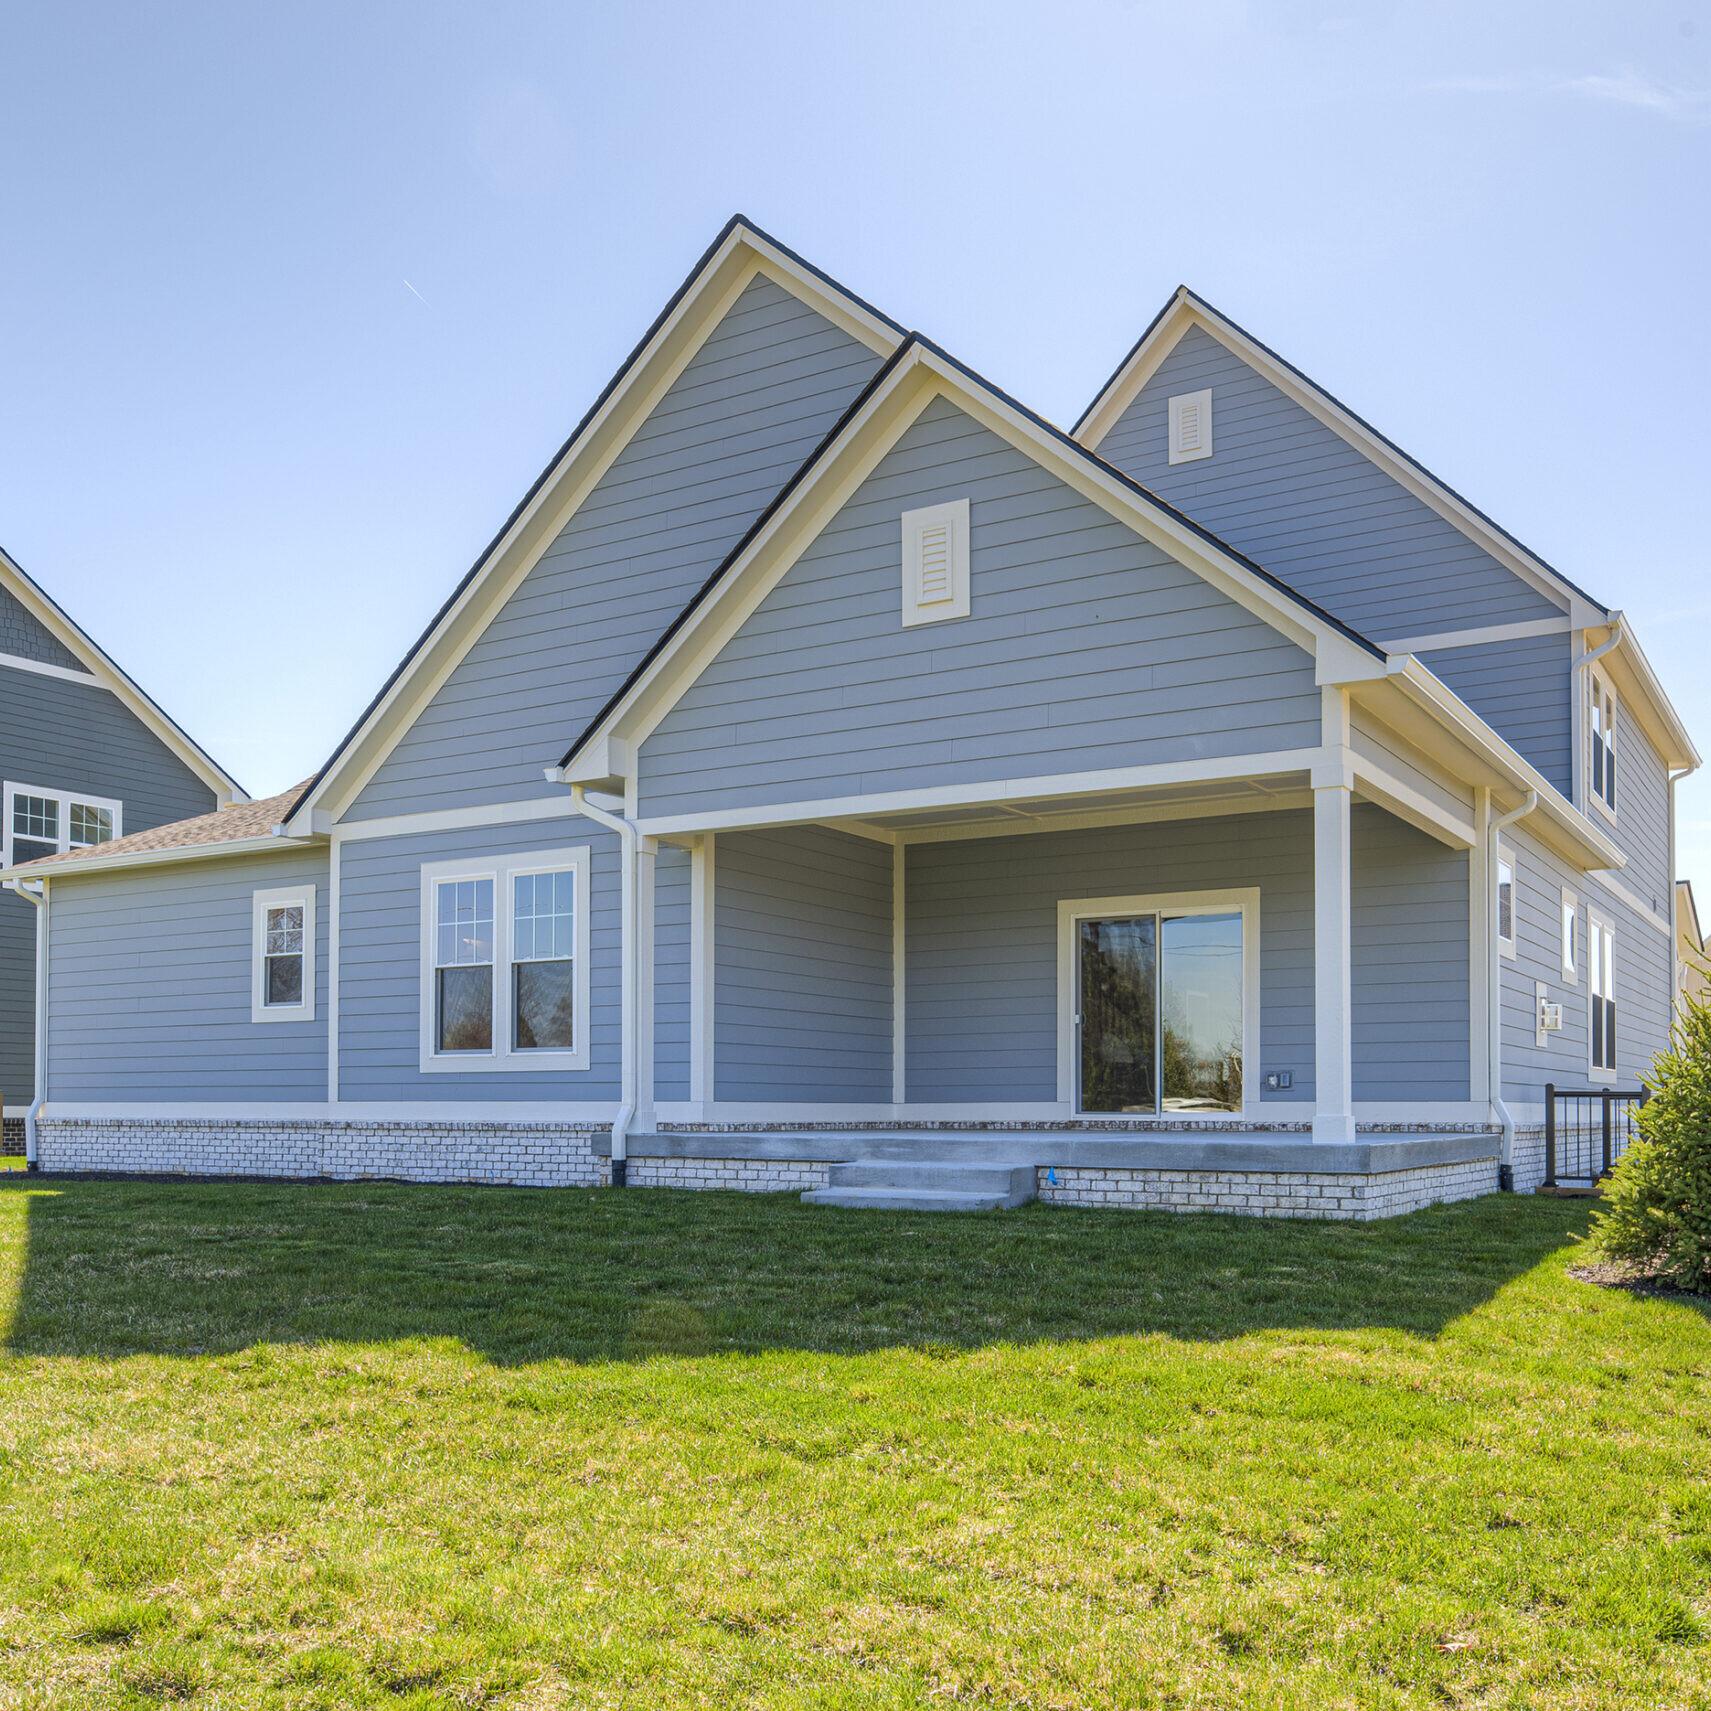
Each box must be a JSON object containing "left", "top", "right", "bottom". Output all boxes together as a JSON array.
[{"left": 0, "top": 1181, "right": 1708, "bottom": 1708}]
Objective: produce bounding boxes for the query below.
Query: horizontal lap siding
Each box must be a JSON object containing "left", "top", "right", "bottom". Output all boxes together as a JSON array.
[
  {"left": 45, "top": 848, "right": 328, "bottom": 1101},
  {"left": 1607, "top": 714, "right": 1672, "bottom": 921},
  {"left": 904, "top": 813, "right": 1315, "bottom": 1105},
  {"left": 641, "top": 397, "right": 1320, "bottom": 817},
  {"left": 3, "top": 667, "right": 221, "bottom": 1102},
  {"left": 337, "top": 820, "right": 621, "bottom": 1100},
  {"left": 714, "top": 828, "right": 891, "bottom": 1101},
  {"left": 346, "top": 277, "right": 883, "bottom": 819},
  {"left": 1096, "top": 326, "right": 1562, "bottom": 645},
  {"left": 1417, "top": 634, "right": 1572, "bottom": 795},
  {"left": 654, "top": 841, "right": 691, "bottom": 1101}
]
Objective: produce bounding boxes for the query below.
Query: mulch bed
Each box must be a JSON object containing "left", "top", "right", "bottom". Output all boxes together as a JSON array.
[{"left": 1570, "top": 1260, "right": 1711, "bottom": 1305}]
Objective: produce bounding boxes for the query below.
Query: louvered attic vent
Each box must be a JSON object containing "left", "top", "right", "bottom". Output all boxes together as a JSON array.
[
  {"left": 900, "top": 498, "right": 970, "bottom": 627},
  {"left": 1168, "top": 388, "right": 1213, "bottom": 464}
]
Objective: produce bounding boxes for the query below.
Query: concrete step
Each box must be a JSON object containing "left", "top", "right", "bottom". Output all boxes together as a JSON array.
[
  {"left": 801, "top": 1185, "right": 1029, "bottom": 1212},
  {"left": 802, "top": 1160, "right": 1036, "bottom": 1212}
]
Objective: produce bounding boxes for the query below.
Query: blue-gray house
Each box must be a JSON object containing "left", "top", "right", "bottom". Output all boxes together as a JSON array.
[
  {"left": 0, "top": 544, "right": 244, "bottom": 1138},
  {"left": 5, "top": 218, "right": 1697, "bottom": 1217}
]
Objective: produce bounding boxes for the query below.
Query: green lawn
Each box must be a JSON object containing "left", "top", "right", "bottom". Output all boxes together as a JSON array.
[{"left": 1, "top": 1181, "right": 1708, "bottom": 1708}]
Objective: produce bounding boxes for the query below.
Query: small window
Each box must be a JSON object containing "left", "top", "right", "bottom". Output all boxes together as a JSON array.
[
  {"left": 1590, "top": 675, "right": 1616, "bottom": 815},
  {"left": 251, "top": 886, "right": 316, "bottom": 1022},
  {"left": 1589, "top": 912, "right": 1616, "bottom": 1078},
  {"left": 1497, "top": 848, "right": 1516, "bottom": 959},
  {"left": 1168, "top": 389, "right": 1213, "bottom": 464},
  {"left": 1561, "top": 888, "right": 1578, "bottom": 982},
  {"left": 419, "top": 847, "right": 591, "bottom": 1072},
  {"left": 4, "top": 781, "right": 121, "bottom": 866},
  {"left": 900, "top": 499, "right": 970, "bottom": 627}
]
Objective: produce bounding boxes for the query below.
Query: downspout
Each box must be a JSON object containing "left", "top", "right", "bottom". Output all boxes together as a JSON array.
[
  {"left": 5, "top": 879, "right": 47, "bottom": 1169},
  {"left": 568, "top": 785, "right": 638, "bottom": 1186},
  {"left": 1489, "top": 790, "right": 1537, "bottom": 1189}
]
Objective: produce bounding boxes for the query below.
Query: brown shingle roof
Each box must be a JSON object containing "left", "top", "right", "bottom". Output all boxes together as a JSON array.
[{"left": 20, "top": 782, "right": 312, "bottom": 872}]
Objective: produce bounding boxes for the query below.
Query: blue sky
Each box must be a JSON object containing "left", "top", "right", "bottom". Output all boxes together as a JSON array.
[{"left": 3, "top": 1, "right": 1707, "bottom": 885}]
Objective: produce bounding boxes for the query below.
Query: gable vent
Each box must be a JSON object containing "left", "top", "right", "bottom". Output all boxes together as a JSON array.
[
  {"left": 1168, "top": 388, "right": 1213, "bottom": 464},
  {"left": 900, "top": 499, "right": 970, "bottom": 628}
]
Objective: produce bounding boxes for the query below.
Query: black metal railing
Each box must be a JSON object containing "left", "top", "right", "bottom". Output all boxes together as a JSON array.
[{"left": 1543, "top": 1083, "right": 1650, "bottom": 1187}]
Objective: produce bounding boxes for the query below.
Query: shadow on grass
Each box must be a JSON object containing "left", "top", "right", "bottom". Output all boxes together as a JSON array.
[{"left": 3, "top": 1177, "right": 1595, "bottom": 1364}]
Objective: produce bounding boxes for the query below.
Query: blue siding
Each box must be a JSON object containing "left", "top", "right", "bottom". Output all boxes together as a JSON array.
[
  {"left": 45, "top": 847, "right": 329, "bottom": 1102},
  {"left": 347, "top": 275, "right": 884, "bottom": 820},
  {"left": 2, "top": 666, "right": 220, "bottom": 1102},
  {"left": 640, "top": 396, "right": 1320, "bottom": 818},
  {"left": 1417, "top": 633, "right": 1571, "bottom": 795},
  {"left": 336, "top": 819, "right": 622, "bottom": 1101},
  {"left": 1096, "top": 326, "right": 1562, "bottom": 643},
  {"left": 653, "top": 841, "right": 691, "bottom": 1102},
  {"left": 0, "top": 585, "right": 86, "bottom": 670},
  {"left": 714, "top": 827, "right": 892, "bottom": 1101}
]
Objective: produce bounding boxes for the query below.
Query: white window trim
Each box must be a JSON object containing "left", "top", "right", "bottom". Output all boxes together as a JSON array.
[
  {"left": 1588, "top": 907, "right": 1616, "bottom": 1084},
  {"left": 1055, "top": 887, "right": 1260, "bottom": 1118},
  {"left": 899, "top": 498, "right": 970, "bottom": 628},
  {"left": 3, "top": 780, "right": 123, "bottom": 866},
  {"left": 1560, "top": 886, "right": 1578, "bottom": 983},
  {"left": 251, "top": 886, "right": 316, "bottom": 1024},
  {"left": 1497, "top": 843, "right": 1517, "bottom": 960},
  {"left": 418, "top": 845, "right": 591, "bottom": 1074},
  {"left": 1167, "top": 388, "right": 1214, "bottom": 464},
  {"left": 1588, "top": 674, "right": 1618, "bottom": 825}
]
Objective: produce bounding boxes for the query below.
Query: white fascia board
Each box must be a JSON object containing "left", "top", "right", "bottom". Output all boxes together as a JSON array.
[
  {"left": 0, "top": 830, "right": 322, "bottom": 883},
  {"left": 289, "top": 225, "right": 903, "bottom": 835},
  {"left": 1585, "top": 620, "right": 1700, "bottom": 773},
  {"left": 0, "top": 545, "right": 247, "bottom": 804},
  {"left": 591, "top": 347, "right": 1379, "bottom": 772},
  {"left": 1073, "top": 299, "right": 1579, "bottom": 621}
]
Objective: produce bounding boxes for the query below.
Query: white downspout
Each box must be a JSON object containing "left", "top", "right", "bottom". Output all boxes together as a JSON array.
[
  {"left": 1571, "top": 614, "right": 1624, "bottom": 813},
  {"left": 1488, "top": 790, "right": 1537, "bottom": 1187},
  {"left": 5, "top": 879, "right": 48, "bottom": 1169},
  {"left": 568, "top": 784, "right": 639, "bottom": 1186}
]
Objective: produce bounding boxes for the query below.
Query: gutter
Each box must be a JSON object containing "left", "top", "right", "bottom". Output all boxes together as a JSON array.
[
  {"left": 0, "top": 825, "right": 318, "bottom": 886},
  {"left": 4, "top": 879, "right": 47, "bottom": 1168},
  {"left": 1488, "top": 789, "right": 1538, "bottom": 1189}
]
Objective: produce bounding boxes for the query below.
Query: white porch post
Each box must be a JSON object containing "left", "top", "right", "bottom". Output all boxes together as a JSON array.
[{"left": 1313, "top": 689, "right": 1355, "bottom": 1143}]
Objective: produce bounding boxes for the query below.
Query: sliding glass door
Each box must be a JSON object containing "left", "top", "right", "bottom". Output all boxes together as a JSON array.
[{"left": 1077, "top": 909, "right": 1243, "bottom": 1113}]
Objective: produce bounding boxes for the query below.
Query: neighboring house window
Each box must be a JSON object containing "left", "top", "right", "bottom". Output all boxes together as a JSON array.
[
  {"left": 251, "top": 886, "right": 316, "bottom": 1023},
  {"left": 3, "top": 781, "right": 121, "bottom": 865},
  {"left": 1589, "top": 675, "right": 1616, "bottom": 815},
  {"left": 418, "top": 847, "right": 591, "bottom": 1072},
  {"left": 899, "top": 499, "right": 970, "bottom": 627},
  {"left": 1497, "top": 847, "right": 1516, "bottom": 959},
  {"left": 1168, "top": 389, "right": 1213, "bottom": 464},
  {"left": 1589, "top": 911, "right": 1616, "bottom": 1079},
  {"left": 1560, "top": 888, "right": 1578, "bottom": 982}
]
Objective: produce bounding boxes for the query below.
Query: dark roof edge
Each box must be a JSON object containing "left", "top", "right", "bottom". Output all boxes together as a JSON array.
[{"left": 1067, "top": 285, "right": 1185, "bottom": 438}]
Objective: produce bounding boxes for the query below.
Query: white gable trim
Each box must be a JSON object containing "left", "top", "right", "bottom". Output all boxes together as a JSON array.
[
  {"left": 559, "top": 343, "right": 1386, "bottom": 789},
  {"left": 286, "top": 221, "right": 902, "bottom": 833},
  {"left": 0, "top": 546, "right": 246, "bottom": 804}
]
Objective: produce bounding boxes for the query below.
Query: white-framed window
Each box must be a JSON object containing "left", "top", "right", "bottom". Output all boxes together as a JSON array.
[
  {"left": 1056, "top": 888, "right": 1259, "bottom": 1116},
  {"left": 899, "top": 498, "right": 970, "bottom": 627},
  {"left": 1497, "top": 845, "right": 1516, "bottom": 960},
  {"left": 4, "top": 781, "right": 122, "bottom": 866},
  {"left": 418, "top": 846, "right": 591, "bottom": 1073},
  {"left": 1168, "top": 389, "right": 1213, "bottom": 464},
  {"left": 1560, "top": 887, "right": 1578, "bottom": 982},
  {"left": 1589, "top": 674, "right": 1617, "bottom": 817},
  {"left": 1589, "top": 910, "right": 1616, "bottom": 1081},
  {"left": 251, "top": 886, "right": 316, "bottom": 1023}
]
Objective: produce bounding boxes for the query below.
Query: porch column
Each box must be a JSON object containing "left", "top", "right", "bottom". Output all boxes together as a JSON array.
[{"left": 1313, "top": 782, "right": 1355, "bottom": 1142}]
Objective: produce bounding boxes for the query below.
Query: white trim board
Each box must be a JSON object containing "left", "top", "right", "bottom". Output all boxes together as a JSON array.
[
  {"left": 0, "top": 650, "right": 104, "bottom": 687},
  {"left": 1382, "top": 616, "right": 1572, "bottom": 655},
  {"left": 331, "top": 796, "right": 577, "bottom": 842}
]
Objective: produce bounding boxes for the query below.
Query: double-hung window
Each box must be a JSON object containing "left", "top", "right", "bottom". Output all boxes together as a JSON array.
[
  {"left": 420, "top": 847, "right": 590, "bottom": 1072},
  {"left": 1589, "top": 911, "right": 1616, "bottom": 1079},
  {"left": 251, "top": 886, "right": 316, "bottom": 1022},
  {"left": 1589, "top": 675, "right": 1617, "bottom": 816},
  {"left": 4, "top": 781, "right": 121, "bottom": 866}
]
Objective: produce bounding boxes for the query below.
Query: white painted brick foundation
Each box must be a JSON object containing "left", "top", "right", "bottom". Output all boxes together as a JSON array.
[
  {"left": 1034, "top": 1156, "right": 1498, "bottom": 1220},
  {"left": 37, "top": 1118, "right": 604, "bottom": 1189},
  {"left": 626, "top": 1156, "right": 832, "bottom": 1194}
]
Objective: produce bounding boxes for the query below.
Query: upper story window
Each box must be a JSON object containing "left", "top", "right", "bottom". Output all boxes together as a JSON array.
[
  {"left": 1497, "top": 847, "right": 1516, "bottom": 959},
  {"left": 1589, "top": 674, "right": 1617, "bottom": 815},
  {"left": 4, "top": 781, "right": 121, "bottom": 866},
  {"left": 251, "top": 886, "right": 316, "bottom": 1023},
  {"left": 899, "top": 499, "right": 970, "bottom": 628},
  {"left": 1168, "top": 389, "right": 1213, "bottom": 464},
  {"left": 419, "top": 846, "right": 591, "bottom": 1073}
]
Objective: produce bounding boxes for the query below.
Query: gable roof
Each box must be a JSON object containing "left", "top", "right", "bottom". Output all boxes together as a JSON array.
[
  {"left": 282, "top": 215, "right": 905, "bottom": 833},
  {"left": 555, "top": 332, "right": 1386, "bottom": 784},
  {"left": 0, "top": 542, "right": 245, "bottom": 804}
]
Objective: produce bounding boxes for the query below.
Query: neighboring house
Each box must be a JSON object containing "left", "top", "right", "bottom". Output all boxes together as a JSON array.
[
  {"left": 1679, "top": 879, "right": 1709, "bottom": 1011},
  {"left": 4, "top": 218, "right": 1698, "bottom": 1218},
  {"left": 0, "top": 545, "right": 244, "bottom": 1140}
]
